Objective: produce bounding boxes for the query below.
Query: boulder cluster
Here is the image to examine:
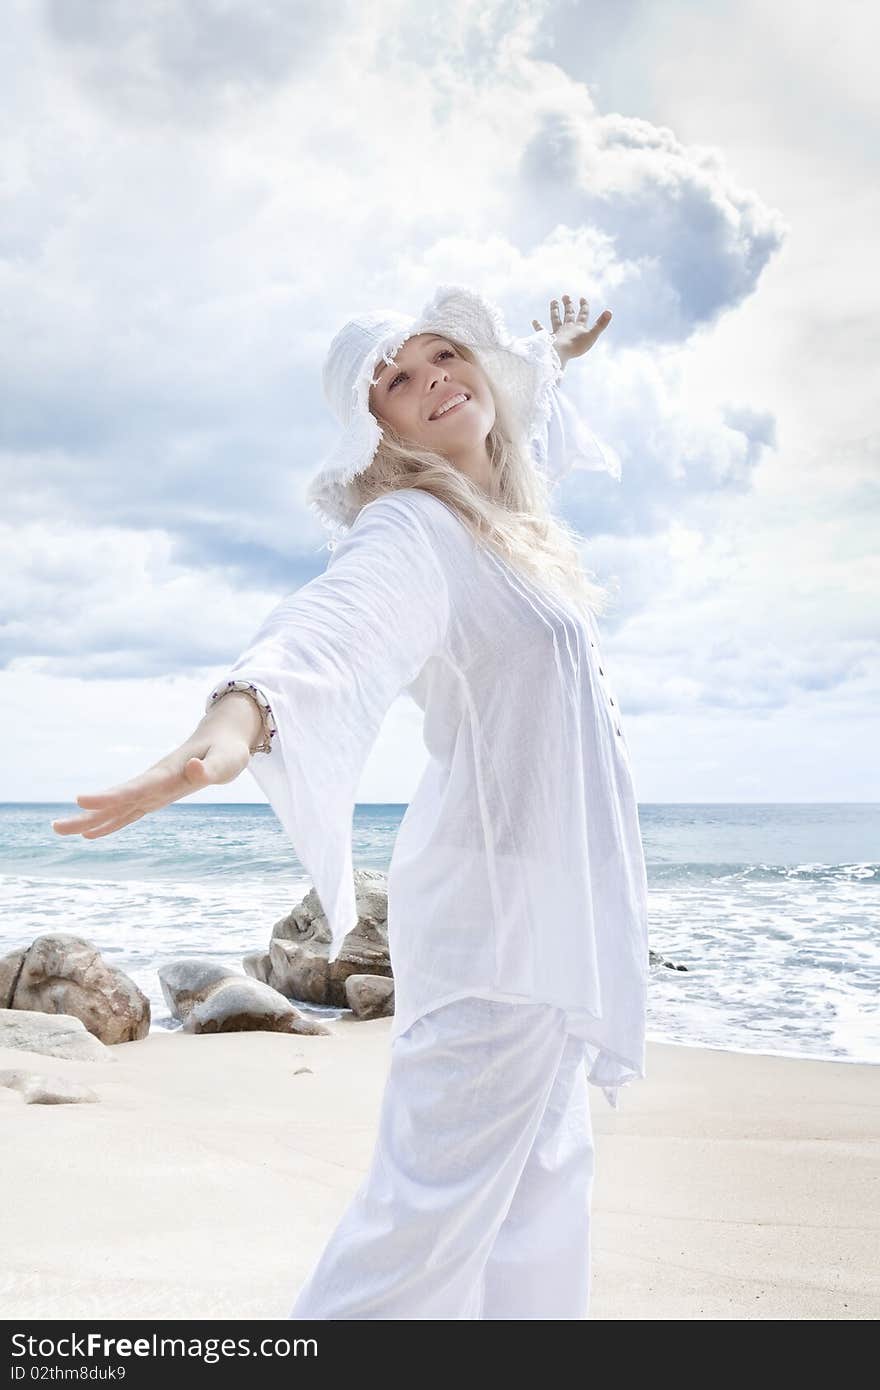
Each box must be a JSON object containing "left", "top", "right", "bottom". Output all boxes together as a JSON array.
[{"left": 0, "top": 867, "right": 396, "bottom": 1105}]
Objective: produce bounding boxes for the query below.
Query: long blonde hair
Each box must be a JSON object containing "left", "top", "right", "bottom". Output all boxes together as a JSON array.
[{"left": 352, "top": 341, "right": 615, "bottom": 620}]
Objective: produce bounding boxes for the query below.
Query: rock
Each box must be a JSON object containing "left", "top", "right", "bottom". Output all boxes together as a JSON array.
[
  {"left": 180, "top": 976, "right": 332, "bottom": 1036},
  {"left": 242, "top": 951, "right": 272, "bottom": 985},
  {"left": 0, "top": 1009, "right": 113, "bottom": 1061},
  {"left": 345, "top": 974, "right": 395, "bottom": 1019},
  {"left": 255, "top": 868, "right": 393, "bottom": 1007},
  {"left": 0, "top": 1069, "right": 100, "bottom": 1105},
  {"left": 649, "top": 948, "right": 688, "bottom": 972},
  {"left": 0, "top": 947, "right": 26, "bottom": 1008},
  {"left": 158, "top": 958, "right": 240, "bottom": 1024},
  {"left": 9, "top": 934, "right": 150, "bottom": 1043}
]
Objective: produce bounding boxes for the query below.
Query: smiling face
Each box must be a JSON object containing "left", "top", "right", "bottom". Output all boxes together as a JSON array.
[{"left": 367, "top": 333, "right": 496, "bottom": 471}]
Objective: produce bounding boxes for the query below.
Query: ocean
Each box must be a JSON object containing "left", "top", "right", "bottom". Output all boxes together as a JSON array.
[{"left": 2, "top": 801, "right": 878, "bottom": 1066}]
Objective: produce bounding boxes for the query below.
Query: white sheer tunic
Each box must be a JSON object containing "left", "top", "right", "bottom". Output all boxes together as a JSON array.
[{"left": 207, "top": 381, "right": 649, "bottom": 1109}]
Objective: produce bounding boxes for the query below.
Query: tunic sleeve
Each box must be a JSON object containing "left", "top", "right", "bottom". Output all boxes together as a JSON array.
[
  {"left": 532, "top": 377, "right": 621, "bottom": 487},
  {"left": 206, "top": 493, "right": 450, "bottom": 962}
]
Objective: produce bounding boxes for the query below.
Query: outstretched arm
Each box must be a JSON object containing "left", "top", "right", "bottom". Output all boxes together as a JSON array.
[
  {"left": 201, "top": 492, "right": 451, "bottom": 961},
  {"left": 529, "top": 293, "right": 620, "bottom": 486},
  {"left": 50, "top": 692, "right": 266, "bottom": 841}
]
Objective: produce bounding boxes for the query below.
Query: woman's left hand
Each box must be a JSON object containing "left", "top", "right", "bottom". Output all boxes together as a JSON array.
[{"left": 532, "top": 294, "right": 612, "bottom": 368}]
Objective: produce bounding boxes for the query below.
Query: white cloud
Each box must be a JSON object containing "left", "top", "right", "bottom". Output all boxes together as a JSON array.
[{"left": 3, "top": 0, "right": 877, "bottom": 801}]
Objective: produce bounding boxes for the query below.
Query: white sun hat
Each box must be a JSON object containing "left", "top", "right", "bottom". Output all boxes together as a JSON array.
[{"left": 306, "top": 282, "right": 574, "bottom": 534}]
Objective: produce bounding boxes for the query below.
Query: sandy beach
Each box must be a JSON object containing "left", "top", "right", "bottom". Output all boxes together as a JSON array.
[{"left": 1, "top": 1020, "right": 877, "bottom": 1321}]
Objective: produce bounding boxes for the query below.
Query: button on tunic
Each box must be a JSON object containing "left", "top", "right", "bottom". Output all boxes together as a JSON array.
[{"left": 208, "top": 381, "right": 649, "bottom": 1109}]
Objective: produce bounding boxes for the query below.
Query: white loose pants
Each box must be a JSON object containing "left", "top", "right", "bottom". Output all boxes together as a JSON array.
[{"left": 289, "top": 995, "right": 596, "bottom": 1320}]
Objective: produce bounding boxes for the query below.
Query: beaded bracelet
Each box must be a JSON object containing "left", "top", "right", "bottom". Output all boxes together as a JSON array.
[{"left": 205, "top": 680, "right": 278, "bottom": 755}]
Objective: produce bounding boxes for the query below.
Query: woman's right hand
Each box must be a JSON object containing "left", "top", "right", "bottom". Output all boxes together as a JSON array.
[{"left": 50, "top": 714, "right": 255, "bottom": 841}]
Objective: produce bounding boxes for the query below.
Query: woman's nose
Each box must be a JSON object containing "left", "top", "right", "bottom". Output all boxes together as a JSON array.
[{"left": 427, "top": 368, "right": 451, "bottom": 396}]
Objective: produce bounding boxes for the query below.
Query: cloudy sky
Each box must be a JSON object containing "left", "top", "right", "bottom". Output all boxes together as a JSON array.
[{"left": 3, "top": 0, "right": 877, "bottom": 807}]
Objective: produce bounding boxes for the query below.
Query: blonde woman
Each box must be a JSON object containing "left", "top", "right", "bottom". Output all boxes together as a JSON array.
[{"left": 52, "top": 284, "right": 647, "bottom": 1321}]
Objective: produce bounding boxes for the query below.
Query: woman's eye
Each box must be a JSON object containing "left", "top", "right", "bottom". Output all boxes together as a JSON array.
[{"left": 389, "top": 349, "right": 455, "bottom": 391}]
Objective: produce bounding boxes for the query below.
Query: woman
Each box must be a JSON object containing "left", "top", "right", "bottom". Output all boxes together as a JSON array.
[{"left": 52, "top": 284, "right": 648, "bottom": 1320}]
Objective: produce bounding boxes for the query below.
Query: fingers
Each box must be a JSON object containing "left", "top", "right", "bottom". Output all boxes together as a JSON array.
[
  {"left": 533, "top": 300, "right": 589, "bottom": 331},
  {"left": 549, "top": 296, "right": 576, "bottom": 327},
  {"left": 74, "top": 784, "right": 142, "bottom": 807},
  {"left": 50, "top": 745, "right": 246, "bottom": 841},
  {"left": 52, "top": 776, "right": 160, "bottom": 836},
  {"left": 52, "top": 808, "right": 119, "bottom": 835},
  {"left": 80, "top": 808, "right": 147, "bottom": 840},
  {"left": 546, "top": 294, "right": 612, "bottom": 331},
  {"left": 52, "top": 780, "right": 149, "bottom": 832}
]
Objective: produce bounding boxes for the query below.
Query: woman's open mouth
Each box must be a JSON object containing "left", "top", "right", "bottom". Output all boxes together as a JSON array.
[{"left": 428, "top": 392, "right": 471, "bottom": 421}]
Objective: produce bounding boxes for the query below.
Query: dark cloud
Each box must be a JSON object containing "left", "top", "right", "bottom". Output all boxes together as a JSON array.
[{"left": 518, "top": 111, "right": 787, "bottom": 341}]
